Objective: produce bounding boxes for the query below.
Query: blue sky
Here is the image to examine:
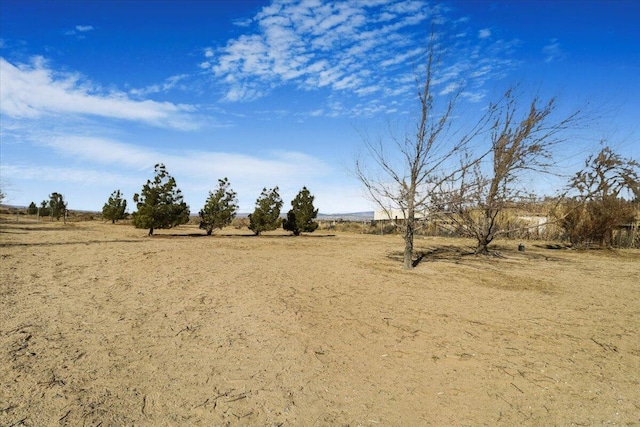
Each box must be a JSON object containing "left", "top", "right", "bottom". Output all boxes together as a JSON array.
[{"left": 1, "top": 0, "right": 638, "bottom": 213}]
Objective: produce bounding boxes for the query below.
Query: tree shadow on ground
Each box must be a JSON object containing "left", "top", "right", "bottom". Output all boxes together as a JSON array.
[
  {"left": 533, "top": 243, "right": 573, "bottom": 250},
  {"left": 0, "top": 226, "right": 73, "bottom": 233},
  {"left": 387, "top": 245, "right": 476, "bottom": 267},
  {"left": 388, "top": 243, "right": 570, "bottom": 267}
]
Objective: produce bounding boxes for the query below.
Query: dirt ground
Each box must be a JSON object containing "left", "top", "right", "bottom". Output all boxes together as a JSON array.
[{"left": 1, "top": 218, "right": 639, "bottom": 426}]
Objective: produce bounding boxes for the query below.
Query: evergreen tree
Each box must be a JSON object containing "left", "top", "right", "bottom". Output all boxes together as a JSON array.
[
  {"left": 248, "top": 187, "right": 283, "bottom": 235},
  {"left": 199, "top": 178, "right": 238, "bottom": 235},
  {"left": 132, "top": 164, "right": 190, "bottom": 235},
  {"left": 27, "top": 202, "right": 38, "bottom": 215},
  {"left": 39, "top": 200, "right": 50, "bottom": 217},
  {"left": 49, "top": 192, "right": 67, "bottom": 220},
  {"left": 102, "top": 190, "right": 128, "bottom": 224},
  {"left": 283, "top": 186, "right": 319, "bottom": 236}
]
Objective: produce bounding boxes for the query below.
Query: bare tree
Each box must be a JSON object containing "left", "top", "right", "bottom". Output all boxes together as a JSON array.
[
  {"left": 571, "top": 145, "right": 640, "bottom": 201},
  {"left": 355, "top": 37, "right": 486, "bottom": 269},
  {"left": 432, "top": 88, "right": 584, "bottom": 254},
  {"left": 557, "top": 145, "right": 639, "bottom": 246}
]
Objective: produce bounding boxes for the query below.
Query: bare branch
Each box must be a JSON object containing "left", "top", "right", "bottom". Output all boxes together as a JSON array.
[{"left": 431, "top": 87, "right": 585, "bottom": 254}]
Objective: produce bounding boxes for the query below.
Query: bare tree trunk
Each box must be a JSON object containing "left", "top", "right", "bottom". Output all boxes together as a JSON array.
[
  {"left": 476, "top": 205, "right": 498, "bottom": 254},
  {"left": 475, "top": 235, "right": 492, "bottom": 254},
  {"left": 403, "top": 220, "right": 414, "bottom": 269}
]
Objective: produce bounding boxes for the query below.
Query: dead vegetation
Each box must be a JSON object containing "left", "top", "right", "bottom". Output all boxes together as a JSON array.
[{"left": 1, "top": 219, "right": 639, "bottom": 426}]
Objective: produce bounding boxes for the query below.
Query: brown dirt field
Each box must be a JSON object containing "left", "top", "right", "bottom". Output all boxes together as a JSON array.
[{"left": 1, "top": 219, "right": 639, "bottom": 426}]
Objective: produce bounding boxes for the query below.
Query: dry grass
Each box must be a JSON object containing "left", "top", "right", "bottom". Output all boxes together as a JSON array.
[{"left": 1, "top": 217, "right": 639, "bottom": 426}]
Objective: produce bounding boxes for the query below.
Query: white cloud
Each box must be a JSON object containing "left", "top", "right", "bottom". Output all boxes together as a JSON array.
[
  {"left": 377, "top": 12, "right": 396, "bottom": 22},
  {"left": 332, "top": 74, "right": 361, "bottom": 90},
  {"left": 543, "top": 38, "right": 564, "bottom": 63},
  {"left": 0, "top": 57, "right": 199, "bottom": 130},
  {"left": 233, "top": 17, "right": 253, "bottom": 27},
  {"left": 1, "top": 164, "right": 128, "bottom": 185},
  {"left": 355, "top": 85, "right": 380, "bottom": 96},
  {"left": 128, "top": 74, "right": 190, "bottom": 97},
  {"left": 8, "top": 131, "right": 341, "bottom": 211},
  {"left": 36, "top": 133, "right": 331, "bottom": 184},
  {"left": 223, "top": 82, "right": 265, "bottom": 102},
  {"left": 206, "top": 0, "right": 436, "bottom": 101},
  {"left": 461, "top": 90, "right": 485, "bottom": 103},
  {"left": 201, "top": 0, "right": 518, "bottom": 119},
  {"left": 386, "top": 0, "right": 424, "bottom": 14},
  {"left": 478, "top": 28, "right": 491, "bottom": 39},
  {"left": 43, "top": 136, "right": 152, "bottom": 168},
  {"left": 470, "top": 65, "right": 491, "bottom": 78},
  {"left": 379, "top": 47, "right": 423, "bottom": 68},
  {"left": 64, "top": 25, "right": 95, "bottom": 37},
  {"left": 439, "top": 82, "right": 461, "bottom": 95}
]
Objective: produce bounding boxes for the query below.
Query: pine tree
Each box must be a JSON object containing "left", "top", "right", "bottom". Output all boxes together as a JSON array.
[
  {"left": 102, "top": 190, "right": 128, "bottom": 224},
  {"left": 283, "top": 187, "right": 319, "bottom": 236},
  {"left": 27, "top": 202, "right": 38, "bottom": 215},
  {"left": 39, "top": 200, "right": 50, "bottom": 217},
  {"left": 248, "top": 187, "right": 283, "bottom": 235},
  {"left": 132, "top": 164, "right": 190, "bottom": 235},
  {"left": 199, "top": 178, "right": 238, "bottom": 235}
]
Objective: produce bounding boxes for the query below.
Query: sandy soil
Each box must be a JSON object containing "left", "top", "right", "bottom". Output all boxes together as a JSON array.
[{"left": 1, "top": 218, "right": 639, "bottom": 426}]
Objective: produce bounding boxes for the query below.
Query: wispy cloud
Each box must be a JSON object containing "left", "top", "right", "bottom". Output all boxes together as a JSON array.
[
  {"left": 75, "top": 25, "right": 94, "bottom": 32},
  {"left": 203, "top": 0, "right": 519, "bottom": 113},
  {"left": 233, "top": 17, "right": 253, "bottom": 27},
  {"left": 8, "top": 131, "right": 336, "bottom": 210},
  {"left": 206, "top": 0, "right": 441, "bottom": 103},
  {"left": 543, "top": 38, "right": 564, "bottom": 63},
  {"left": 2, "top": 164, "right": 129, "bottom": 185},
  {"left": 65, "top": 25, "right": 95, "bottom": 38},
  {"left": 0, "top": 57, "right": 200, "bottom": 130},
  {"left": 128, "top": 74, "right": 190, "bottom": 97},
  {"left": 40, "top": 134, "right": 331, "bottom": 181},
  {"left": 43, "top": 136, "right": 152, "bottom": 169},
  {"left": 439, "top": 82, "right": 461, "bottom": 96}
]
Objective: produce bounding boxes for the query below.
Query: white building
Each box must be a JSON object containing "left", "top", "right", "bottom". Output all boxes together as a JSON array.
[{"left": 374, "top": 209, "right": 427, "bottom": 223}]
